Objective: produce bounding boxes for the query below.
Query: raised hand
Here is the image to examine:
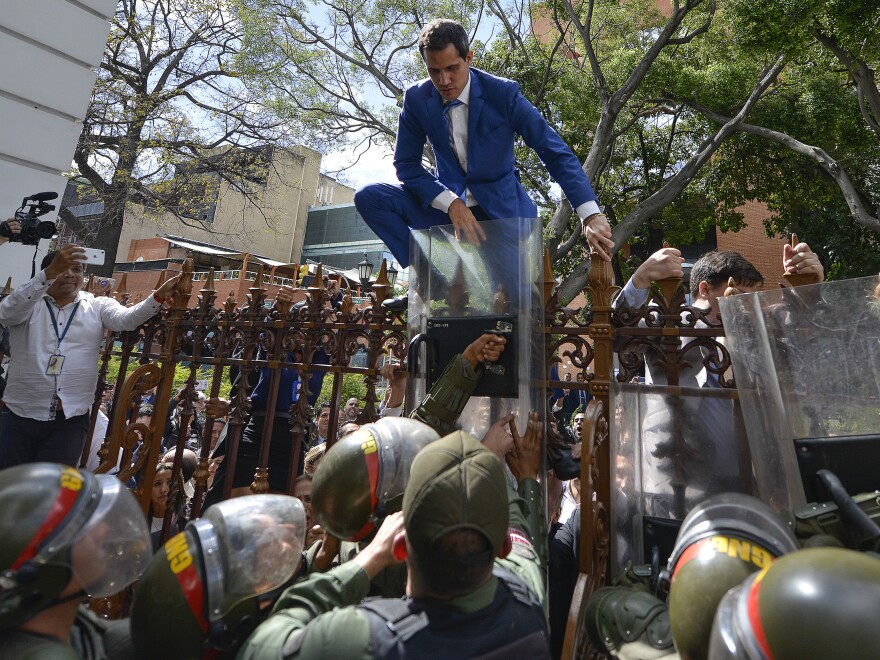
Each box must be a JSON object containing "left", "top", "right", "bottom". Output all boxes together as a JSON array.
[{"left": 506, "top": 411, "right": 543, "bottom": 482}]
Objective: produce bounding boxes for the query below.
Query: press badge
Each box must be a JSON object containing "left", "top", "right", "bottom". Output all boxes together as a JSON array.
[{"left": 46, "top": 354, "right": 65, "bottom": 375}]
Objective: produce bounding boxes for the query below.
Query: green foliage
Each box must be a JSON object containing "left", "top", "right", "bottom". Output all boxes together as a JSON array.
[
  {"left": 236, "top": 0, "right": 880, "bottom": 284},
  {"left": 103, "top": 357, "right": 232, "bottom": 401},
  {"left": 103, "top": 356, "right": 139, "bottom": 386},
  {"left": 315, "top": 372, "right": 374, "bottom": 410}
]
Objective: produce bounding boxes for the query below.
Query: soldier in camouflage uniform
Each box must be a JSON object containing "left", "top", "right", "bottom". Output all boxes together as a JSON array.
[
  {"left": 237, "top": 417, "right": 548, "bottom": 659},
  {"left": 303, "top": 331, "right": 510, "bottom": 583}
]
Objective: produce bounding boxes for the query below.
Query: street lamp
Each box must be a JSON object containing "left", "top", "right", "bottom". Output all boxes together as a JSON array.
[
  {"left": 387, "top": 262, "right": 398, "bottom": 288},
  {"left": 358, "top": 253, "right": 374, "bottom": 291}
]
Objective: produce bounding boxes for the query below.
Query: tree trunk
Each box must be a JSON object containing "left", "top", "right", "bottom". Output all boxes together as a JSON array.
[{"left": 59, "top": 189, "right": 127, "bottom": 278}]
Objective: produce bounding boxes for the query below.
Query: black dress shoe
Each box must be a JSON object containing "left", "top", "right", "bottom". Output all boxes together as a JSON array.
[{"left": 382, "top": 295, "right": 408, "bottom": 311}]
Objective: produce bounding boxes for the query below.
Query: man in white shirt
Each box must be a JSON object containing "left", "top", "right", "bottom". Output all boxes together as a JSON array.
[
  {"left": 611, "top": 242, "right": 825, "bottom": 504},
  {"left": 613, "top": 241, "right": 824, "bottom": 386},
  {"left": 0, "top": 242, "right": 180, "bottom": 469}
]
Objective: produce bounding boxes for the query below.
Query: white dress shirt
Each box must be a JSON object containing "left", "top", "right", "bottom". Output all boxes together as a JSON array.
[
  {"left": 430, "top": 73, "right": 601, "bottom": 221},
  {"left": 84, "top": 408, "right": 115, "bottom": 472},
  {"left": 0, "top": 271, "right": 162, "bottom": 421},
  {"left": 616, "top": 277, "right": 713, "bottom": 387}
]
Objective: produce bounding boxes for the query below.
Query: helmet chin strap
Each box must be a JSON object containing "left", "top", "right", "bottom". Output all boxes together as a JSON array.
[
  {"left": 16, "top": 586, "right": 87, "bottom": 625},
  {"left": 50, "top": 587, "right": 88, "bottom": 608}
]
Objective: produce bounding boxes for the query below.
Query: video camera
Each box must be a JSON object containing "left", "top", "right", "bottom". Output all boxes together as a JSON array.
[{"left": 1, "top": 192, "right": 58, "bottom": 245}]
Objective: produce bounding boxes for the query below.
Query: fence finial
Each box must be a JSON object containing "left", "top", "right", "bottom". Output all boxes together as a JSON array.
[
  {"left": 114, "top": 273, "right": 128, "bottom": 302},
  {"left": 371, "top": 259, "right": 389, "bottom": 304}
]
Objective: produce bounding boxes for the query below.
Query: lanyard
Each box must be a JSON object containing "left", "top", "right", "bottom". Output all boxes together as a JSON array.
[{"left": 45, "top": 299, "right": 80, "bottom": 346}]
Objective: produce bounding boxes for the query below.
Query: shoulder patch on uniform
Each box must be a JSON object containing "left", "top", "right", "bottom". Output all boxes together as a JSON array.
[{"left": 509, "top": 528, "right": 535, "bottom": 559}]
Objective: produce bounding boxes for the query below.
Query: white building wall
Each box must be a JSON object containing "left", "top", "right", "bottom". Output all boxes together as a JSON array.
[{"left": 0, "top": 0, "right": 115, "bottom": 285}]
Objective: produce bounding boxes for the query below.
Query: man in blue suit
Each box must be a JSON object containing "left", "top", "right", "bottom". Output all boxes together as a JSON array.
[{"left": 355, "top": 19, "right": 614, "bottom": 271}]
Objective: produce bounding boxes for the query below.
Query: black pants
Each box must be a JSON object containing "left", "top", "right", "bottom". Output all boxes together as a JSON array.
[{"left": 0, "top": 408, "right": 90, "bottom": 469}]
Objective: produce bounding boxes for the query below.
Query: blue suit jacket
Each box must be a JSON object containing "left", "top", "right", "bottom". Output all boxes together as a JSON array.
[{"left": 393, "top": 67, "right": 598, "bottom": 217}]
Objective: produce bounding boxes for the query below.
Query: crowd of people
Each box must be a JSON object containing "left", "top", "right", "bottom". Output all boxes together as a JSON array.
[
  {"left": 0, "top": 231, "right": 817, "bottom": 659},
  {"left": 2, "top": 14, "right": 874, "bottom": 660}
]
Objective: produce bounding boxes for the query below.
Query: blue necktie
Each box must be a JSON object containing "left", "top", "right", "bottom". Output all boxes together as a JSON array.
[{"left": 442, "top": 99, "right": 463, "bottom": 153}]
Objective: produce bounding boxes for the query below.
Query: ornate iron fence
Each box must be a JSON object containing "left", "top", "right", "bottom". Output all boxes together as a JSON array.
[
  {"left": 83, "top": 259, "right": 405, "bottom": 526},
  {"left": 1, "top": 249, "right": 735, "bottom": 642}
]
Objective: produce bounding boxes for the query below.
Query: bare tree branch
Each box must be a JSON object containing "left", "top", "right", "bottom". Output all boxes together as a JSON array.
[
  {"left": 548, "top": 0, "right": 711, "bottom": 261},
  {"left": 815, "top": 30, "right": 880, "bottom": 136},
  {"left": 556, "top": 54, "right": 787, "bottom": 302},
  {"left": 685, "top": 97, "right": 880, "bottom": 233}
]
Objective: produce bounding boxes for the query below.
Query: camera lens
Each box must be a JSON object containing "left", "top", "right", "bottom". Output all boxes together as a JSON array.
[{"left": 36, "top": 221, "right": 57, "bottom": 239}]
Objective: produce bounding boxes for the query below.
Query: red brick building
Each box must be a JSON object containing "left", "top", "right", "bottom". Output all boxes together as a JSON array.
[{"left": 111, "top": 236, "right": 367, "bottom": 307}]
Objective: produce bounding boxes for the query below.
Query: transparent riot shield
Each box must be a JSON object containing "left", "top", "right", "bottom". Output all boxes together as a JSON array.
[
  {"left": 720, "top": 275, "right": 880, "bottom": 513},
  {"left": 610, "top": 381, "right": 755, "bottom": 576},
  {"left": 406, "top": 217, "right": 545, "bottom": 443}
]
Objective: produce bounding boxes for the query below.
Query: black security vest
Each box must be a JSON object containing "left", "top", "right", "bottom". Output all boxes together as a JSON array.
[{"left": 360, "top": 565, "right": 550, "bottom": 659}]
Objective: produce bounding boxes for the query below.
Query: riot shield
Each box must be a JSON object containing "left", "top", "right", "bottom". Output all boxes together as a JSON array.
[
  {"left": 406, "top": 217, "right": 545, "bottom": 442},
  {"left": 610, "top": 381, "right": 755, "bottom": 575},
  {"left": 720, "top": 275, "right": 880, "bottom": 513}
]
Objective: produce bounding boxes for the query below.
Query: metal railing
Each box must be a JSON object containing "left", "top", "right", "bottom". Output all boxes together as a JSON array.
[
  {"left": 1, "top": 249, "right": 735, "bottom": 637},
  {"left": 82, "top": 259, "right": 404, "bottom": 528}
]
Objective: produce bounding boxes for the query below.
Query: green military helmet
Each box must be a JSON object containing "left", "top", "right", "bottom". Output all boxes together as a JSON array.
[
  {"left": 667, "top": 493, "right": 798, "bottom": 660},
  {"left": 0, "top": 463, "right": 152, "bottom": 630},
  {"left": 312, "top": 417, "right": 439, "bottom": 541},
  {"left": 130, "top": 494, "right": 306, "bottom": 659},
  {"left": 709, "top": 547, "right": 880, "bottom": 659}
]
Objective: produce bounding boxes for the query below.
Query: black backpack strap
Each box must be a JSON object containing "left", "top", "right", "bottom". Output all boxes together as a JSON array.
[
  {"left": 281, "top": 624, "right": 312, "bottom": 657},
  {"left": 360, "top": 597, "right": 430, "bottom": 658}
]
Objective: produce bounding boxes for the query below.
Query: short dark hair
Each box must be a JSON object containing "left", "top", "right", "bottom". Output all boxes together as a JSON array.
[
  {"left": 689, "top": 250, "right": 764, "bottom": 298},
  {"left": 40, "top": 251, "right": 57, "bottom": 271},
  {"left": 410, "top": 528, "right": 493, "bottom": 597},
  {"left": 418, "top": 19, "right": 470, "bottom": 60}
]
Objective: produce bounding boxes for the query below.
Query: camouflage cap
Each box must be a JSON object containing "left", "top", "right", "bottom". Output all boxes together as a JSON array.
[{"left": 403, "top": 430, "right": 508, "bottom": 557}]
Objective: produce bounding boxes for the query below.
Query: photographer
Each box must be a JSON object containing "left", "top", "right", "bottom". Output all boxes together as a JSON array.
[{"left": 0, "top": 240, "right": 181, "bottom": 469}]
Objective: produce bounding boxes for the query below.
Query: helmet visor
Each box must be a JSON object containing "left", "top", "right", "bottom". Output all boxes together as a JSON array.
[
  {"left": 374, "top": 417, "right": 439, "bottom": 503},
  {"left": 201, "top": 494, "right": 306, "bottom": 618},
  {"left": 69, "top": 475, "right": 152, "bottom": 597}
]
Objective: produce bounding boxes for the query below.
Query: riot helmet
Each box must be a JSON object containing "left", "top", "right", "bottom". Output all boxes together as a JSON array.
[
  {"left": 708, "top": 547, "right": 880, "bottom": 659},
  {"left": 0, "top": 463, "right": 151, "bottom": 630},
  {"left": 130, "top": 494, "right": 306, "bottom": 659},
  {"left": 312, "top": 417, "right": 440, "bottom": 541},
  {"left": 666, "top": 493, "right": 798, "bottom": 660}
]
